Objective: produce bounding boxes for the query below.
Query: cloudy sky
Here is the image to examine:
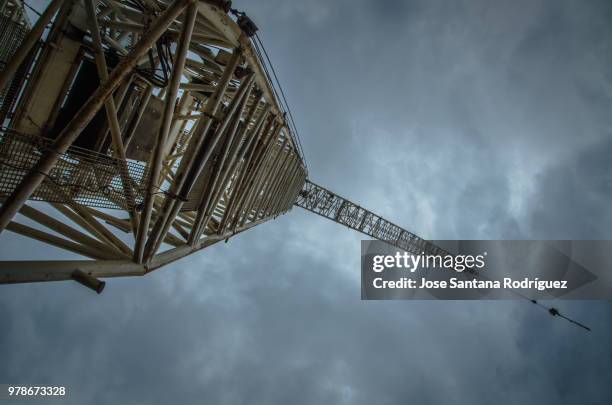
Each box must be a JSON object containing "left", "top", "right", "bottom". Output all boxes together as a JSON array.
[{"left": 1, "top": 0, "right": 612, "bottom": 403}]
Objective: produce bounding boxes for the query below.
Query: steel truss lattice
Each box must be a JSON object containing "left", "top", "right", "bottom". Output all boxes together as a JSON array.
[
  {"left": 0, "top": 0, "right": 445, "bottom": 291},
  {"left": 296, "top": 180, "right": 446, "bottom": 256},
  {"left": 0, "top": 0, "right": 307, "bottom": 288}
]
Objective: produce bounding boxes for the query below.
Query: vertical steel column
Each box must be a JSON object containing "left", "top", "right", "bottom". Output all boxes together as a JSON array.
[
  {"left": 188, "top": 89, "right": 263, "bottom": 244},
  {"left": 231, "top": 125, "right": 283, "bottom": 229},
  {"left": 269, "top": 160, "right": 300, "bottom": 216},
  {"left": 267, "top": 152, "right": 300, "bottom": 217},
  {"left": 217, "top": 105, "right": 272, "bottom": 233},
  {"left": 143, "top": 68, "right": 254, "bottom": 262},
  {"left": 251, "top": 139, "right": 289, "bottom": 219},
  {"left": 84, "top": 0, "right": 139, "bottom": 234},
  {"left": 191, "top": 97, "right": 270, "bottom": 242},
  {"left": 255, "top": 149, "right": 293, "bottom": 218},
  {"left": 141, "top": 49, "right": 242, "bottom": 260},
  {"left": 223, "top": 118, "right": 278, "bottom": 228},
  {"left": 134, "top": 1, "right": 198, "bottom": 263},
  {"left": 238, "top": 145, "right": 281, "bottom": 224}
]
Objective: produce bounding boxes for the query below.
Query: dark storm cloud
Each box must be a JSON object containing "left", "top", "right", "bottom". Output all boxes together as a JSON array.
[
  {"left": 527, "top": 137, "right": 612, "bottom": 239},
  {"left": 1, "top": 0, "right": 612, "bottom": 404}
]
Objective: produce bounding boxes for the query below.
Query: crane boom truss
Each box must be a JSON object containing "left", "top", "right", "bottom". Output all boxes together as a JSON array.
[{"left": 295, "top": 180, "right": 446, "bottom": 256}]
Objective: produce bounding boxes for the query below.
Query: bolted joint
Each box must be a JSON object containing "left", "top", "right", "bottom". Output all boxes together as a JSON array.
[{"left": 72, "top": 269, "right": 105, "bottom": 294}]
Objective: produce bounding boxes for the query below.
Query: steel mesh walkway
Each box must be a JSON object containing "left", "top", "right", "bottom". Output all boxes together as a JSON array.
[{"left": 0, "top": 128, "right": 149, "bottom": 210}]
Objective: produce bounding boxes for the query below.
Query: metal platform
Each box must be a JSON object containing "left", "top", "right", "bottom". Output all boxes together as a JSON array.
[{"left": 0, "top": 128, "right": 149, "bottom": 210}]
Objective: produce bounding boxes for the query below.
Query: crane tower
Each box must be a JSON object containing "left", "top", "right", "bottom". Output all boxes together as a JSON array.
[{"left": 0, "top": 0, "right": 443, "bottom": 291}]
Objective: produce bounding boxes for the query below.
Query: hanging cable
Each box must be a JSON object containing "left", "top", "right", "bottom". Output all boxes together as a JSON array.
[
  {"left": 227, "top": 8, "right": 308, "bottom": 169},
  {"left": 532, "top": 300, "right": 591, "bottom": 331},
  {"left": 22, "top": 1, "right": 42, "bottom": 18},
  {"left": 254, "top": 32, "right": 307, "bottom": 167},
  {"left": 466, "top": 267, "right": 592, "bottom": 332}
]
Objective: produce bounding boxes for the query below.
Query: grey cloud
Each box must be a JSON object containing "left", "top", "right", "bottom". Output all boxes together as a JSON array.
[{"left": 2, "top": 0, "right": 612, "bottom": 404}]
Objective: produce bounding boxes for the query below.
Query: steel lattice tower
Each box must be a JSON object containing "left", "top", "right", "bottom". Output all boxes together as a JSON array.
[{"left": 0, "top": 0, "right": 442, "bottom": 292}]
